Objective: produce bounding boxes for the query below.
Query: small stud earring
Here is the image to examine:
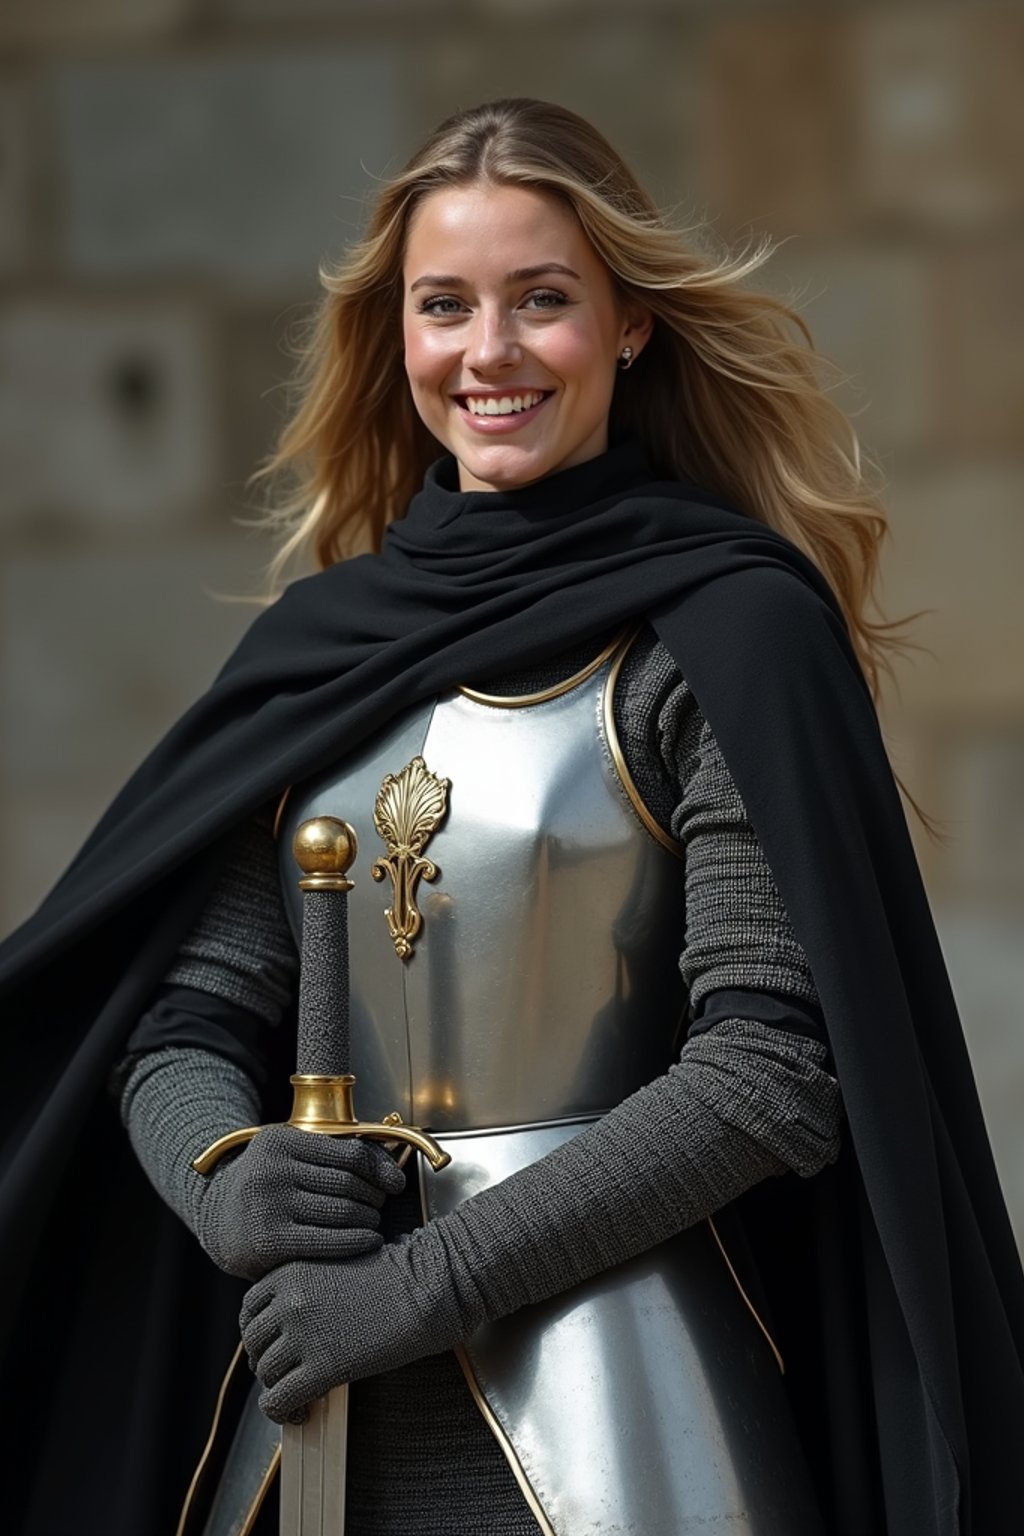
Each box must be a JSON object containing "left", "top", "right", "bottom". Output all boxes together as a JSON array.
[{"left": 618, "top": 346, "right": 634, "bottom": 371}]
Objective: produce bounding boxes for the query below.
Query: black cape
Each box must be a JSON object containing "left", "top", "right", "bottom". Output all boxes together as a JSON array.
[{"left": 2, "top": 440, "right": 1023, "bottom": 1536}]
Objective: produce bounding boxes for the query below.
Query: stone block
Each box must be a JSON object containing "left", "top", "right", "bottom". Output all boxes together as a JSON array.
[
  {"left": 0, "top": 536, "right": 275, "bottom": 930},
  {"left": 0, "top": 0, "right": 187, "bottom": 47},
  {"left": 467, "top": 0, "right": 686, "bottom": 13},
  {"left": 409, "top": 22, "right": 693, "bottom": 208},
  {"left": 0, "top": 540, "right": 266, "bottom": 806},
  {"left": 879, "top": 463, "right": 1024, "bottom": 716},
  {"left": 51, "top": 50, "right": 406, "bottom": 292},
  {"left": 697, "top": 15, "right": 854, "bottom": 238},
  {"left": 0, "top": 789, "right": 115, "bottom": 939},
  {"left": 0, "top": 74, "right": 32, "bottom": 276},
  {"left": 853, "top": 6, "right": 1024, "bottom": 230},
  {"left": 943, "top": 734, "right": 1024, "bottom": 901},
  {"left": 222, "top": 308, "right": 293, "bottom": 497},
  {"left": 222, "top": 0, "right": 678, "bottom": 14},
  {"left": 0, "top": 299, "right": 218, "bottom": 530},
  {"left": 218, "top": 0, "right": 411, "bottom": 13},
  {"left": 930, "top": 241, "right": 1024, "bottom": 455},
  {"left": 936, "top": 901, "right": 1024, "bottom": 1244},
  {"left": 761, "top": 243, "right": 933, "bottom": 453}
]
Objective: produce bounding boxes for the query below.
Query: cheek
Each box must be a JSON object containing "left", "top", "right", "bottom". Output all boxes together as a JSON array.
[
  {"left": 539, "top": 318, "right": 614, "bottom": 389},
  {"left": 403, "top": 324, "right": 454, "bottom": 395}
]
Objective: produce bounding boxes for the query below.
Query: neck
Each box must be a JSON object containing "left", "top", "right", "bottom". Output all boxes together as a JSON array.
[{"left": 423, "top": 438, "right": 653, "bottom": 517}]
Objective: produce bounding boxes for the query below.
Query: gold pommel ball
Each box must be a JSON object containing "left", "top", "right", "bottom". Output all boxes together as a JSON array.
[{"left": 293, "top": 816, "right": 358, "bottom": 891}]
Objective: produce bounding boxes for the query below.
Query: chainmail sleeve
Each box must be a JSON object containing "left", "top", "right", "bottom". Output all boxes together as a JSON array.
[
  {"left": 660, "top": 680, "right": 822, "bottom": 1012},
  {"left": 159, "top": 804, "right": 298, "bottom": 1022},
  {"left": 613, "top": 625, "right": 824, "bottom": 1010},
  {"left": 115, "top": 803, "right": 298, "bottom": 1232}
]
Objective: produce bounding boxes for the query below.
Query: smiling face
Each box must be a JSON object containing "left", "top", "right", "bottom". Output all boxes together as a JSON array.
[{"left": 401, "top": 181, "right": 652, "bottom": 493}]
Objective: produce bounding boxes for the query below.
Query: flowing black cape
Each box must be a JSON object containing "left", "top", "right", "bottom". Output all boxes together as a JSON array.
[{"left": 2, "top": 440, "right": 1023, "bottom": 1536}]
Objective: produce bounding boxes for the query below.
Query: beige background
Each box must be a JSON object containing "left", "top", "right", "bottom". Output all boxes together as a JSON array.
[{"left": 1, "top": 1, "right": 1022, "bottom": 1233}]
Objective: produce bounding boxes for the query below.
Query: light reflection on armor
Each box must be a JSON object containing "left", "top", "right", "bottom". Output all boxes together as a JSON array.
[{"left": 279, "top": 649, "right": 689, "bottom": 1133}]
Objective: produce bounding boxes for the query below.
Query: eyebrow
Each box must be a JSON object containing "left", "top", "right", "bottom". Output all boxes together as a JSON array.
[{"left": 409, "top": 263, "right": 583, "bottom": 293}]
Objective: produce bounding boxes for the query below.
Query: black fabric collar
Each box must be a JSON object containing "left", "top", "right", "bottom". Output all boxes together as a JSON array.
[
  {"left": 385, "top": 436, "right": 742, "bottom": 575},
  {"left": 414, "top": 434, "right": 657, "bottom": 516}
]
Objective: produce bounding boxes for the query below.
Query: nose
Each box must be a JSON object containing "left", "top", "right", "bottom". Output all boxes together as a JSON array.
[{"left": 463, "top": 304, "right": 521, "bottom": 373}]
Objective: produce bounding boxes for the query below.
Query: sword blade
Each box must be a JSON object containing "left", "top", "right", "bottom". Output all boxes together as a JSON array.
[{"left": 280, "top": 1386, "right": 349, "bottom": 1536}]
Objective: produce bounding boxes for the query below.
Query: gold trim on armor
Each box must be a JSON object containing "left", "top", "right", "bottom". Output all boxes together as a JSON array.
[
  {"left": 174, "top": 1340, "right": 282, "bottom": 1536},
  {"left": 238, "top": 1442, "right": 282, "bottom": 1536},
  {"left": 602, "top": 631, "right": 785, "bottom": 1370},
  {"left": 453, "top": 1347, "right": 559, "bottom": 1536},
  {"left": 272, "top": 785, "right": 292, "bottom": 841},
  {"left": 174, "top": 1341, "right": 244, "bottom": 1536},
  {"left": 417, "top": 1169, "right": 557, "bottom": 1536},
  {"left": 601, "top": 627, "right": 686, "bottom": 860},
  {"left": 457, "top": 627, "right": 627, "bottom": 708},
  {"left": 707, "top": 1217, "right": 785, "bottom": 1375}
]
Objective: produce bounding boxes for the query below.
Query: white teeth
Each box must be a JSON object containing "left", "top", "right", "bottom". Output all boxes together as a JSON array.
[{"left": 464, "top": 391, "right": 545, "bottom": 416}]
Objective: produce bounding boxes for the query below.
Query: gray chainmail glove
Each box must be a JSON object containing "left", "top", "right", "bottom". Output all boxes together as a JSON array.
[
  {"left": 241, "top": 1017, "right": 841, "bottom": 1424},
  {"left": 196, "top": 1125, "right": 406, "bottom": 1280},
  {"left": 240, "top": 1222, "right": 481, "bottom": 1423},
  {"left": 120, "top": 1044, "right": 405, "bottom": 1280}
]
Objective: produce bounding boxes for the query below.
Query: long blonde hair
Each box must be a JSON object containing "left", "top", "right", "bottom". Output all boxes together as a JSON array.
[{"left": 253, "top": 97, "right": 925, "bottom": 740}]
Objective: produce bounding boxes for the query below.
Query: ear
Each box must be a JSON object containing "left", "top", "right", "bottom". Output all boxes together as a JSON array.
[{"left": 619, "top": 298, "right": 655, "bottom": 360}]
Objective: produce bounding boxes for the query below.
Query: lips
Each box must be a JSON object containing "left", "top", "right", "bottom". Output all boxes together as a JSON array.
[
  {"left": 457, "top": 393, "right": 552, "bottom": 417},
  {"left": 452, "top": 389, "right": 554, "bottom": 432}
]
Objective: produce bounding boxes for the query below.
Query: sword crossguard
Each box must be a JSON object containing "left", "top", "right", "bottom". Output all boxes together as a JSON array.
[
  {"left": 191, "top": 1073, "right": 452, "bottom": 1175},
  {"left": 194, "top": 818, "right": 453, "bottom": 1178}
]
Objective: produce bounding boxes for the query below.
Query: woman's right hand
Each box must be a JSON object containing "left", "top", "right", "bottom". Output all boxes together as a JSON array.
[{"left": 194, "top": 1124, "right": 406, "bottom": 1280}]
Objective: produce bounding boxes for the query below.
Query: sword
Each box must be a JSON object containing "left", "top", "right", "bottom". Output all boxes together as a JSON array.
[{"left": 193, "top": 815, "right": 451, "bottom": 1535}]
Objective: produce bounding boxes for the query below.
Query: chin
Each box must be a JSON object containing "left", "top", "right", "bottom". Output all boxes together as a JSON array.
[{"left": 455, "top": 441, "right": 568, "bottom": 494}]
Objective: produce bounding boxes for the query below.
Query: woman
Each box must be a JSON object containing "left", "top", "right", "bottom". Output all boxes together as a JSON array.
[{"left": 1, "top": 98, "right": 1022, "bottom": 1536}]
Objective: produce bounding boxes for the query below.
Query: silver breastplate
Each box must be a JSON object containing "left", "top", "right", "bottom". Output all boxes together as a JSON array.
[
  {"left": 271, "top": 632, "right": 821, "bottom": 1536},
  {"left": 278, "top": 630, "right": 689, "bottom": 1133}
]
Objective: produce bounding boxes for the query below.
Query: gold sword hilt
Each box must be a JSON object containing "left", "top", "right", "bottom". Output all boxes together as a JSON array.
[
  {"left": 192, "top": 1074, "right": 451, "bottom": 1174},
  {"left": 192, "top": 815, "right": 452, "bottom": 1178}
]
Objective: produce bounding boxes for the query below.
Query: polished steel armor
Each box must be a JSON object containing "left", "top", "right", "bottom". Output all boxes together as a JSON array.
[{"left": 276, "top": 634, "right": 823, "bottom": 1536}]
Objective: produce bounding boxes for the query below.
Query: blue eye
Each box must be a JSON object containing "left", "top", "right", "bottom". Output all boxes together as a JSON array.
[
  {"left": 418, "top": 296, "right": 464, "bottom": 316},
  {"left": 417, "top": 289, "right": 571, "bottom": 317}
]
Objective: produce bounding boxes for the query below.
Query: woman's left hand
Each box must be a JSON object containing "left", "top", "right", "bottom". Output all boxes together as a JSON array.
[{"left": 239, "top": 1231, "right": 477, "bottom": 1423}]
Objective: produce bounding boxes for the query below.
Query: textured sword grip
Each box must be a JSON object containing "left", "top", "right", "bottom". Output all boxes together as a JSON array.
[
  {"left": 297, "top": 887, "right": 350, "bottom": 1077},
  {"left": 293, "top": 817, "right": 357, "bottom": 1080}
]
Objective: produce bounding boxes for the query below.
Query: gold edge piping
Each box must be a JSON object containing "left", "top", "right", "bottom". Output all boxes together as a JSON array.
[
  {"left": 601, "top": 630, "right": 686, "bottom": 860},
  {"left": 174, "top": 1339, "right": 248, "bottom": 1536},
  {"left": 238, "top": 1441, "right": 282, "bottom": 1536},
  {"left": 457, "top": 626, "right": 629, "bottom": 708},
  {"left": 453, "top": 1346, "right": 558, "bottom": 1536},
  {"left": 417, "top": 1164, "right": 557, "bottom": 1536},
  {"left": 272, "top": 786, "right": 292, "bottom": 841},
  {"left": 707, "top": 1217, "right": 786, "bottom": 1375}
]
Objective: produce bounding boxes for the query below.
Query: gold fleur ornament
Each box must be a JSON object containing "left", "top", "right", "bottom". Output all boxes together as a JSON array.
[{"left": 371, "top": 755, "right": 451, "bottom": 959}]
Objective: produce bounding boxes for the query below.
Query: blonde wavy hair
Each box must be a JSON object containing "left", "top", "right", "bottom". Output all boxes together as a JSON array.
[{"left": 253, "top": 97, "right": 927, "bottom": 784}]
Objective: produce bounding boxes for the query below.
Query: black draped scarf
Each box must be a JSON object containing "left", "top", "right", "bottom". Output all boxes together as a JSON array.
[{"left": 2, "top": 439, "right": 1023, "bottom": 1535}]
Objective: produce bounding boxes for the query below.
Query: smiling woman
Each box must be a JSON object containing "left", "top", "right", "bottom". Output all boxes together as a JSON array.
[
  {"left": 2, "top": 97, "right": 1023, "bottom": 1536},
  {"left": 401, "top": 184, "right": 652, "bottom": 492},
  {"left": 252, "top": 96, "right": 899, "bottom": 705}
]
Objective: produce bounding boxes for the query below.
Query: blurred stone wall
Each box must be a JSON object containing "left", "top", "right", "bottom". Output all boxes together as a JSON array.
[{"left": 1, "top": 1, "right": 1022, "bottom": 1228}]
